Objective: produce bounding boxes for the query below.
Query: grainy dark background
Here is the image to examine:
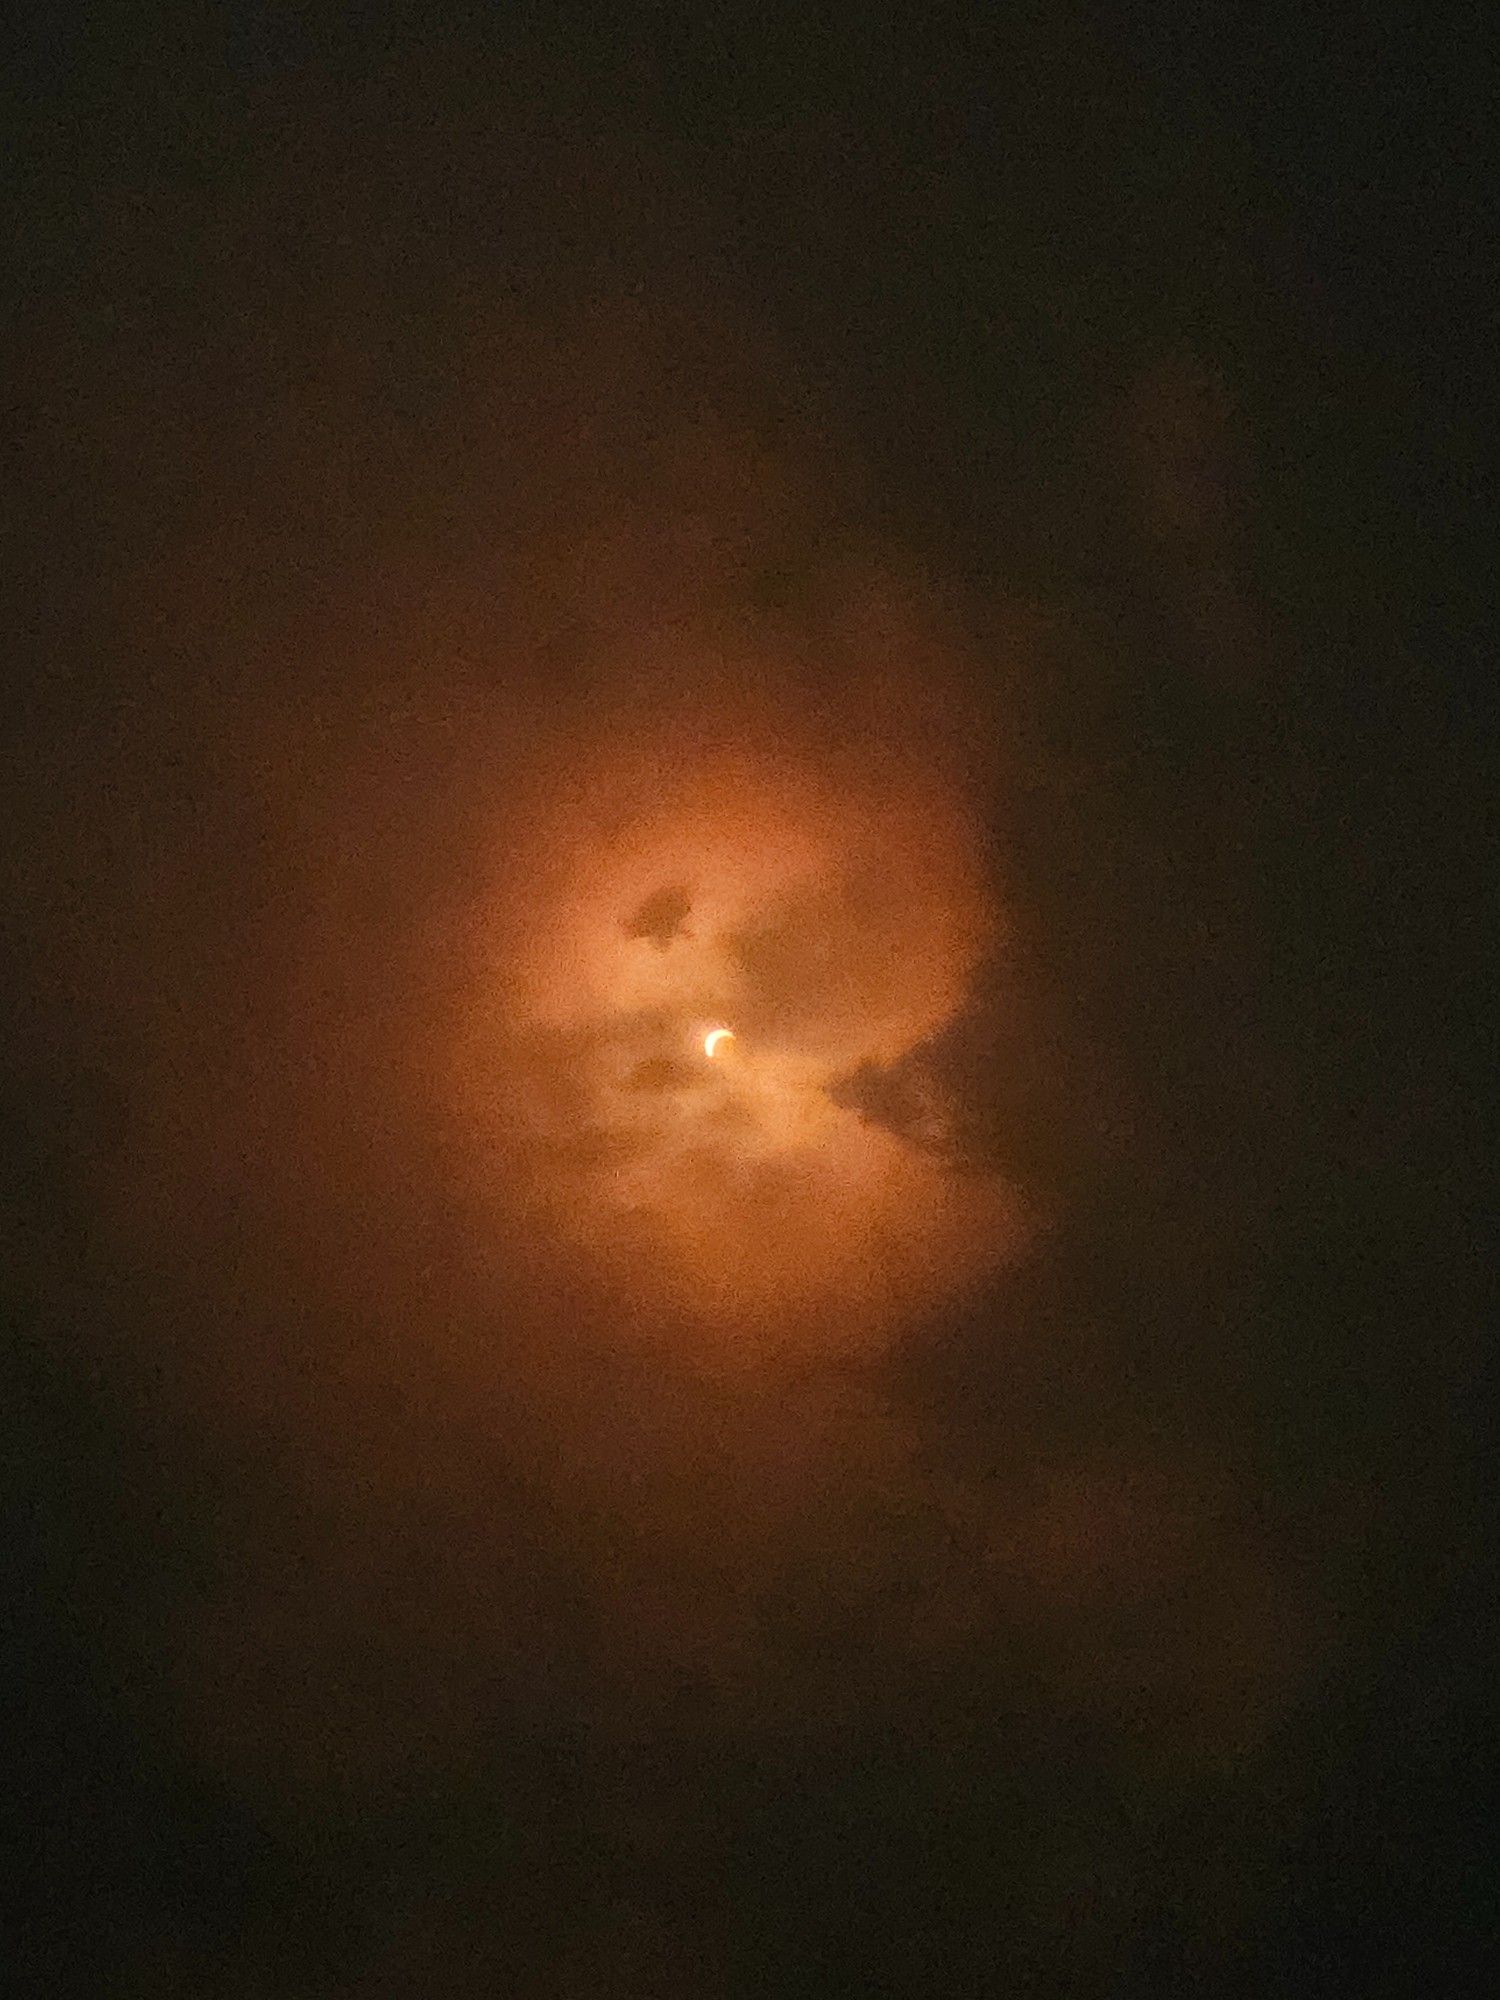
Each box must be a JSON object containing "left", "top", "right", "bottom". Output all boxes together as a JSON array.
[{"left": 4, "top": 6, "right": 1489, "bottom": 1995}]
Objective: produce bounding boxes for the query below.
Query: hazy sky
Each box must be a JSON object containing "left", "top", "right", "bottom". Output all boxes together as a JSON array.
[{"left": 5, "top": 10, "right": 1486, "bottom": 1996}]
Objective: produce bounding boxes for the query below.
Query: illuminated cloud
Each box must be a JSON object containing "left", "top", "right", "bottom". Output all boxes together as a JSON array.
[{"left": 440, "top": 670, "right": 1031, "bottom": 1356}]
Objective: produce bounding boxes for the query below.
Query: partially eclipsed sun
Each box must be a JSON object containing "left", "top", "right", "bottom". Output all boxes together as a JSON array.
[{"left": 447, "top": 699, "right": 1029, "bottom": 1352}]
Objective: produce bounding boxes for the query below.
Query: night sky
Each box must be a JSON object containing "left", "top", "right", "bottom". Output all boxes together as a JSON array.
[{"left": 4, "top": 9, "right": 1489, "bottom": 1996}]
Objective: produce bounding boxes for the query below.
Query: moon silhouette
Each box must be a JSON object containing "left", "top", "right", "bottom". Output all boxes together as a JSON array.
[{"left": 703, "top": 1028, "right": 735, "bottom": 1058}]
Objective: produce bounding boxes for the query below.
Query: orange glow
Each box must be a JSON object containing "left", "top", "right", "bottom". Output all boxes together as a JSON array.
[{"left": 441, "top": 661, "right": 1030, "bottom": 1360}]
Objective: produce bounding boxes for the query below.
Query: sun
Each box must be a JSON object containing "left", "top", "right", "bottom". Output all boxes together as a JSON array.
[{"left": 703, "top": 1027, "right": 735, "bottom": 1059}]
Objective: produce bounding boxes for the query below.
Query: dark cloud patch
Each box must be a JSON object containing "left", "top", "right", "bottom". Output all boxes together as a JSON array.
[
  {"left": 621, "top": 1054, "right": 697, "bottom": 1094},
  {"left": 827, "top": 1054, "right": 962, "bottom": 1164},
  {"left": 824, "top": 944, "right": 1108, "bottom": 1197},
  {"left": 622, "top": 884, "right": 692, "bottom": 949}
]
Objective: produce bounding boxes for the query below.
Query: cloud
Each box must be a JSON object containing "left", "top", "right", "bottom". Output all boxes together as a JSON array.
[
  {"left": 622, "top": 883, "right": 694, "bottom": 948},
  {"left": 10, "top": 290, "right": 1315, "bottom": 1998}
]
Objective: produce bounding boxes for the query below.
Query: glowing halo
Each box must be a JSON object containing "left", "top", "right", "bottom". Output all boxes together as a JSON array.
[{"left": 444, "top": 678, "right": 1032, "bottom": 1353}]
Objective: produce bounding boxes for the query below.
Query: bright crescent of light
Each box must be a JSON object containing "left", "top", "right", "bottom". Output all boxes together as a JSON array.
[{"left": 703, "top": 1028, "right": 735, "bottom": 1058}]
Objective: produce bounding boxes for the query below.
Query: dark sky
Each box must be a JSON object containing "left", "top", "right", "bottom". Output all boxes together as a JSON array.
[{"left": 3, "top": 7, "right": 1489, "bottom": 1996}]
